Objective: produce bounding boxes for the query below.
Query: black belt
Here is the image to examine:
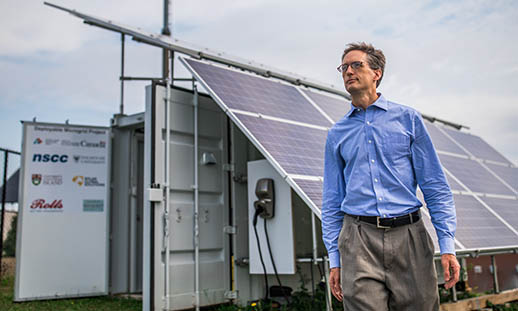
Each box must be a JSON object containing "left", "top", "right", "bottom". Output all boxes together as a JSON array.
[{"left": 346, "top": 210, "right": 420, "bottom": 229}]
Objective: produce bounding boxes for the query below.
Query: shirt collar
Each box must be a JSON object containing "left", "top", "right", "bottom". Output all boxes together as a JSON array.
[{"left": 345, "top": 93, "right": 388, "bottom": 118}]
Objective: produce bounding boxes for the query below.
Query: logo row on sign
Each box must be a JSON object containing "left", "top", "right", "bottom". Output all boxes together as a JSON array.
[
  {"left": 29, "top": 199, "right": 104, "bottom": 212},
  {"left": 33, "top": 137, "right": 106, "bottom": 148},
  {"left": 32, "top": 154, "right": 106, "bottom": 164},
  {"left": 31, "top": 174, "right": 105, "bottom": 187}
]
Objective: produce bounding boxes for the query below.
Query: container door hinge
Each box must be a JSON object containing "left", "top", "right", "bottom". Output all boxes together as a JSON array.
[
  {"left": 224, "top": 290, "right": 238, "bottom": 300},
  {"left": 223, "top": 226, "right": 236, "bottom": 235},
  {"left": 147, "top": 183, "right": 162, "bottom": 202}
]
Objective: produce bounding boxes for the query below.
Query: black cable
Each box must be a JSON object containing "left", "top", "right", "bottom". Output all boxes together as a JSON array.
[
  {"left": 253, "top": 209, "right": 269, "bottom": 300},
  {"left": 263, "top": 219, "right": 290, "bottom": 304}
]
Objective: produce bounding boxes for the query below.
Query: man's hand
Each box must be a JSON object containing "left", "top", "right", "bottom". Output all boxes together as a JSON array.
[
  {"left": 441, "top": 254, "right": 460, "bottom": 289},
  {"left": 329, "top": 267, "right": 343, "bottom": 301}
]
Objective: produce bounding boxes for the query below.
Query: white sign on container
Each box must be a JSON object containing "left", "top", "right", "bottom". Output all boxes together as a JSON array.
[{"left": 15, "top": 122, "right": 110, "bottom": 301}]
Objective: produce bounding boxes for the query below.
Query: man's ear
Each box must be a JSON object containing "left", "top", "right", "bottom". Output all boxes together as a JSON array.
[{"left": 373, "top": 69, "right": 382, "bottom": 83}]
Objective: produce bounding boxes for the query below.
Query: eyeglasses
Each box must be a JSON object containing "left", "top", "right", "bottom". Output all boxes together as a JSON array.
[{"left": 336, "top": 61, "right": 363, "bottom": 73}]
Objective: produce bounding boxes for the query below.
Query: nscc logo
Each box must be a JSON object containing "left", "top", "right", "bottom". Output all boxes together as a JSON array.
[{"left": 32, "top": 154, "right": 68, "bottom": 163}]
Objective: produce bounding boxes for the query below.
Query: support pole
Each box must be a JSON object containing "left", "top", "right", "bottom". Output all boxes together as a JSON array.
[
  {"left": 323, "top": 257, "right": 332, "bottom": 311},
  {"left": 120, "top": 34, "right": 125, "bottom": 115},
  {"left": 163, "top": 77, "right": 172, "bottom": 310},
  {"left": 452, "top": 282, "right": 458, "bottom": 302},
  {"left": 193, "top": 82, "right": 200, "bottom": 311},
  {"left": 311, "top": 213, "right": 318, "bottom": 264},
  {"left": 491, "top": 255, "right": 499, "bottom": 294},
  {"left": 0, "top": 150, "right": 8, "bottom": 277},
  {"left": 161, "top": 0, "right": 171, "bottom": 80}
]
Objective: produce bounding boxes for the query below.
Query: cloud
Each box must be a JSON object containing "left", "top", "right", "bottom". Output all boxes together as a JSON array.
[{"left": 0, "top": 0, "right": 517, "bottom": 165}]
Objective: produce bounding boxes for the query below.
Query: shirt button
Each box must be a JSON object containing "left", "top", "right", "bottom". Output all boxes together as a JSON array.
[
  {"left": 374, "top": 178, "right": 378, "bottom": 182},
  {"left": 378, "top": 197, "right": 383, "bottom": 201},
  {"left": 383, "top": 214, "right": 387, "bottom": 217},
  {"left": 371, "top": 159, "right": 375, "bottom": 163},
  {"left": 357, "top": 108, "right": 361, "bottom": 112},
  {"left": 368, "top": 140, "right": 372, "bottom": 144},
  {"left": 367, "top": 121, "right": 371, "bottom": 125}
]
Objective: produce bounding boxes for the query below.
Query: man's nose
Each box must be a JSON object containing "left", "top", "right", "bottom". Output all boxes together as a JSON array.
[{"left": 344, "top": 65, "right": 355, "bottom": 75}]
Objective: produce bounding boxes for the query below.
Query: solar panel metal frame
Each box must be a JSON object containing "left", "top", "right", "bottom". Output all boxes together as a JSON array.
[{"left": 181, "top": 56, "right": 324, "bottom": 217}]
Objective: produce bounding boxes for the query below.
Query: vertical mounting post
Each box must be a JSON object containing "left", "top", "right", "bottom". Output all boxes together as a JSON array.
[
  {"left": 491, "top": 255, "right": 499, "bottom": 294},
  {"left": 311, "top": 213, "right": 318, "bottom": 265},
  {"left": 323, "top": 257, "right": 332, "bottom": 311},
  {"left": 452, "top": 282, "right": 458, "bottom": 302}
]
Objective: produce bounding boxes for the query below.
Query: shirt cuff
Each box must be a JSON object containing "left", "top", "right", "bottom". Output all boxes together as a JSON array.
[
  {"left": 438, "top": 237, "right": 456, "bottom": 255},
  {"left": 328, "top": 251, "right": 341, "bottom": 269}
]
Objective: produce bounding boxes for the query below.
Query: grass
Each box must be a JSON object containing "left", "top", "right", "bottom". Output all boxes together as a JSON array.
[
  {"left": 0, "top": 257, "right": 141, "bottom": 311},
  {"left": 2, "top": 256, "right": 517, "bottom": 311}
]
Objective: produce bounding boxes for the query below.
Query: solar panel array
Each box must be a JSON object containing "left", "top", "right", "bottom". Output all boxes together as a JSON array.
[{"left": 181, "top": 57, "right": 518, "bottom": 252}]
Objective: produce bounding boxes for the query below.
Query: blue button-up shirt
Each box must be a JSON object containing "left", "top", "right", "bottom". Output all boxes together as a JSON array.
[{"left": 322, "top": 94, "right": 456, "bottom": 268}]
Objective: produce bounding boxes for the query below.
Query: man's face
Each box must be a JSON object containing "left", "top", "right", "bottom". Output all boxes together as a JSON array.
[{"left": 341, "top": 50, "right": 381, "bottom": 94}]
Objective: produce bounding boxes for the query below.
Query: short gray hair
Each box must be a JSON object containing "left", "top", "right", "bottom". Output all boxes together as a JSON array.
[{"left": 342, "top": 42, "right": 386, "bottom": 87}]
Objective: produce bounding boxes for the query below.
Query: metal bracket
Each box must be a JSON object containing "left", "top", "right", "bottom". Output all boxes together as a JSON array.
[
  {"left": 223, "top": 163, "right": 234, "bottom": 172},
  {"left": 224, "top": 290, "right": 238, "bottom": 299},
  {"left": 232, "top": 173, "right": 247, "bottom": 184},
  {"left": 223, "top": 226, "right": 236, "bottom": 234},
  {"left": 235, "top": 257, "right": 249, "bottom": 267}
]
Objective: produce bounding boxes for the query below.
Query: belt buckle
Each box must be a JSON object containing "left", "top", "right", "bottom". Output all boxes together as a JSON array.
[{"left": 376, "top": 216, "right": 391, "bottom": 229}]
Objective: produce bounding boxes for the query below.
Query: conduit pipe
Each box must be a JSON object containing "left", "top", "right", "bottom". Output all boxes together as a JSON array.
[{"left": 164, "top": 77, "right": 172, "bottom": 310}]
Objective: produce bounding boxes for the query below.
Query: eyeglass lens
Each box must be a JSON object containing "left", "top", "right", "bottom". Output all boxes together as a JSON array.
[{"left": 338, "top": 61, "right": 362, "bottom": 73}]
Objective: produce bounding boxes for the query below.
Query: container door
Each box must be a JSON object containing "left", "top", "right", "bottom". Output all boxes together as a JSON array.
[{"left": 144, "top": 83, "right": 230, "bottom": 310}]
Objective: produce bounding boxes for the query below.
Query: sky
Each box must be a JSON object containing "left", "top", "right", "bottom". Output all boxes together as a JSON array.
[{"left": 1, "top": 0, "right": 517, "bottom": 180}]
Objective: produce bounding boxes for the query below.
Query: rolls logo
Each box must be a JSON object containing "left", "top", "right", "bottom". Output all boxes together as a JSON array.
[{"left": 30, "top": 199, "right": 63, "bottom": 211}]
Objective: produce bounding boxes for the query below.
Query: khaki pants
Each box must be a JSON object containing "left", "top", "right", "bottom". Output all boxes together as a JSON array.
[{"left": 339, "top": 214, "right": 439, "bottom": 311}]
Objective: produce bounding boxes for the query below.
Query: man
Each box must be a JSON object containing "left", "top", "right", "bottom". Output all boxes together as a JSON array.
[{"left": 322, "top": 42, "right": 460, "bottom": 310}]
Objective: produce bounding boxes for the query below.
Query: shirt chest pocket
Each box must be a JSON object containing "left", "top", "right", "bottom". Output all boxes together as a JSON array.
[{"left": 382, "top": 133, "right": 411, "bottom": 166}]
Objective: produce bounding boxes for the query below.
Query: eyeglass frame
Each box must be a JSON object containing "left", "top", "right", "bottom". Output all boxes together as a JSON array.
[{"left": 336, "top": 61, "right": 364, "bottom": 73}]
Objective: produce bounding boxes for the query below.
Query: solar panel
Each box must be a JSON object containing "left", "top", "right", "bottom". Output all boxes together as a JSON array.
[
  {"left": 453, "top": 194, "right": 518, "bottom": 248},
  {"left": 485, "top": 163, "right": 518, "bottom": 192},
  {"left": 181, "top": 56, "right": 518, "bottom": 253},
  {"left": 183, "top": 59, "right": 331, "bottom": 127},
  {"left": 292, "top": 179, "right": 323, "bottom": 210},
  {"left": 235, "top": 113, "right": 326, "bottom": 177},
  {"left": 480, "top": 197, "right": 518, "bottom": 232},
  {"left": 439, "top": 154, "right": 515, "bottom": 196},
  {"left": 424, "top": 121, "right": 468, "bottom": 156},
  {"left": 443, "top": 127, "right": 512, "bottom": 164},
  {"left": 445, "top": 174, "right": 464, "bottom": 192},
  {"left": 301, "top": 89, "right": 349, "bottom": 123}
]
